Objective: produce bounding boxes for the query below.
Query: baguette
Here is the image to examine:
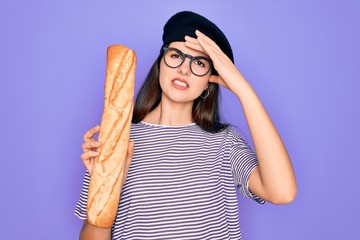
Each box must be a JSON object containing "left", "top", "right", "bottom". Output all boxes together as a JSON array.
[{"left": 86, "top": 44, "right": 136, "bottom": 228}]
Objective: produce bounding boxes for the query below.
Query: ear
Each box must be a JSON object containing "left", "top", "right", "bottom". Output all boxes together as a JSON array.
[
  {"left": 209, "top": 75, "right": 229, "bottom": 89},
  {"left": 209, "top": 75, "right": 219, "bottom": 84}
]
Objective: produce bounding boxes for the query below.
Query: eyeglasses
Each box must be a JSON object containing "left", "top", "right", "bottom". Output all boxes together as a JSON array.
[{"left": 162, "top": 47, "right": 213, "bottom": 76}]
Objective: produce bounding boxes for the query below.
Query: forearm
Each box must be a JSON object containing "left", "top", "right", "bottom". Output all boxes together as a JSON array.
[
  {"left": 80, "top": 221, "right": 111, "bottom": 240},
  {"left": 233, "top": 73, "right": 297, "bottom": 203}
]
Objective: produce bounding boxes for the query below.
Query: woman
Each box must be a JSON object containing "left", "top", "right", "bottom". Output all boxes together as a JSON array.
[{"left": 75, "top": 11, "right": 297, "bottom": 239}]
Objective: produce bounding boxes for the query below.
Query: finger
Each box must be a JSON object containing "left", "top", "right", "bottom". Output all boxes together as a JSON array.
[
  {"left": 195, "top": 31, "right": 230, "bottom": 64},
  {"left": 196, "top": 36, "right": 221, "bottom": 58},
  {"left": 83, "top": 161, "right": 93, "bottom": 175},
  {"left": 196, "top": 32, "right": 234, "bottom": 73},
  {"left": 196, "top": 30, "right": 235, "bottom": 66},
  {"left": 83, "top": 125, "right": 100, "bottom": 142},
  {"left": 184, "top": 36, "right": 206, "bottom": 53},
  {"left": 80, "top": 151, "right": 100, "bottom": 162},
  {"left": 127, "top": 141, "right": 134, "bottom": 161},
  {"left": 82, "top": 141, "right": 102, "bottom": 152},
  {"left": 122, "top": 141, "right": 134, "bottom": 184},
  {"left": 184, "top": 35, "right": 198, "bottom": 44},
  {"left": 195, "top": 30, "right": 222, "bottom": 51}
]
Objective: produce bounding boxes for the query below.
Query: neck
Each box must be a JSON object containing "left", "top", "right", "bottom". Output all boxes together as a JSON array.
[{"left": 143, "top": 98, "right": 194, "bottom": 126}]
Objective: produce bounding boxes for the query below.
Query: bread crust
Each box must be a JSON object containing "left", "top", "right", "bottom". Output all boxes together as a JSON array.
[{"left": 86, "top": 44, "right": 136, "bottom": 228}]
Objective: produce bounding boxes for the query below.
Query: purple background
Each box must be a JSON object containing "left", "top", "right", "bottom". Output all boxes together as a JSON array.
[{"left": 1, "top": 0, "right": 359, "bottom": 239}]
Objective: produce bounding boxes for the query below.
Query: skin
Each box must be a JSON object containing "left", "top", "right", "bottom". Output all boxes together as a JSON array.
[{"left": 79, "top": 30, "right": 297, "bottom": 238}]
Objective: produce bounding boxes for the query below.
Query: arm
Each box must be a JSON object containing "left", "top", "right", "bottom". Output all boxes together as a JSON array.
[
  {"left": 79, "top": 127, "right": 135, "bottom": 237},
  {"left": 227, "top": 72, "right": 297, "bottom": 204},
  {"left": 185, "top": 31, "right": 297, "bottom": 204},
  {"left": 80, "top": 221, "right": 111, "bottom": 240}
]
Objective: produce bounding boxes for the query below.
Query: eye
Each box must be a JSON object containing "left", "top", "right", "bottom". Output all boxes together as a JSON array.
[
  {"left": 193, "top": 59, "right": 207, "bottom": 68},
  {"left": 169, "top": 50, "right": 183, "bottom": 59}
]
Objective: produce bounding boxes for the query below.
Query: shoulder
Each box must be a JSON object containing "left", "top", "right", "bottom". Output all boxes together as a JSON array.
[{"left": 221, "top": 126, "right": 251, "bottom": 147}]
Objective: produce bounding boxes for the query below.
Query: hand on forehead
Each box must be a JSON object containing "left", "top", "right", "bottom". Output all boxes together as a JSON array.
[{"left": 161, "top": 11, "right": 234, "bottom": 63}]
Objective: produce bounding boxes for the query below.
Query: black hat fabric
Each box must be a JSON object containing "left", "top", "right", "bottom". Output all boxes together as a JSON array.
[{"left": 161, "top": 11, "right": 234, "bottom": 75}]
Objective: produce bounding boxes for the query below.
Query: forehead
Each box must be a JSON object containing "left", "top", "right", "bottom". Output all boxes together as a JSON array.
[{"left": 168, "top": 41, "right": 209, "bottom": 57}]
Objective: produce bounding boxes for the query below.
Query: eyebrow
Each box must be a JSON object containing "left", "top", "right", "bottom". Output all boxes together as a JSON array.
[{"left": 171, "top": 47, "right": 210, "bottom": 59}]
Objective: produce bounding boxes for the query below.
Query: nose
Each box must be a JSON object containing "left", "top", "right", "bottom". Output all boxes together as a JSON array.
[{"left": 177, "top": 57, "right": 191, "bottom": 76}]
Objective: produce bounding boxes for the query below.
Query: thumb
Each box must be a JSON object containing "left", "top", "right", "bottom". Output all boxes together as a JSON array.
[
  {"left": 127, "top": 141, "right": 134, "bottom": 160},
  {"left": 121, "top": 141, "right": 134, "bottom": 187},
  {"left": 126, "top": 141, "right": 134, "bottom": 168}
]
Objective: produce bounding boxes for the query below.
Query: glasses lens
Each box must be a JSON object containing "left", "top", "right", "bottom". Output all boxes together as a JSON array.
[
  {"left": 164, "top": 48, "right": 184, "bottom": 68},
  {"left": 191, "top": 57, "right": 211, "bottom": 76},
  {"left": 163, "top": 47, "right": 212, "bottom": 76}
]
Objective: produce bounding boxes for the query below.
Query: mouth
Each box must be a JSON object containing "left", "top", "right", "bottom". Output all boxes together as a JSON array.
[{"left": 172, "top": 79, "right": 189, "bottom": 89}]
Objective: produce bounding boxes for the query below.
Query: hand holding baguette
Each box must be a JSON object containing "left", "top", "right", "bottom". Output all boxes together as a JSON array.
[
  {"left": 83, "top": 44, "right": 136, "bottom": 229},
  {"left": 80, "top": 125, "right": 134, "bottom": 181}
]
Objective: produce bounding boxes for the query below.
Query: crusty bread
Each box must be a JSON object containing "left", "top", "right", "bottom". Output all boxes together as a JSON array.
[{"left": 86, "top": 44, "right": 136, "bottom": 228}]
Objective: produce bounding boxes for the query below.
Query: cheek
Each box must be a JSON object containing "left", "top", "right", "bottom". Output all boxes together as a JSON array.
[
  {"left": 195, "top": 76, "right": 210, "bottom": 91},
  {"left": 189, "top": 80, "right": 209, "bottom": 98}
]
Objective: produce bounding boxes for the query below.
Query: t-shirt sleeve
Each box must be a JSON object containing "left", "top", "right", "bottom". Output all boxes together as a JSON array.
[
  {"left": 228, "top": 128, "right": 265, "bottom": 204},
  {"left": 74, "top": 171, "right": 91, "bottom": 220}
]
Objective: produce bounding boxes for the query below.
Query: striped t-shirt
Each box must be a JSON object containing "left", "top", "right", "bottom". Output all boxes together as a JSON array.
[{"left": 74, "top": 121, "right": 264, "bottom": 239}]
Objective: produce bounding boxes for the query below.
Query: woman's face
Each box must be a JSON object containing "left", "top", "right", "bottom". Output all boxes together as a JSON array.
[{"left": 159, "top": 41, "right": 211, "bottom": 104}]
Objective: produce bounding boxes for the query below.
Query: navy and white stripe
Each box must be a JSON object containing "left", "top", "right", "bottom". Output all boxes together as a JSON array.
[{"left": 74, "top": 122, "right": 264, "bottom": 239}]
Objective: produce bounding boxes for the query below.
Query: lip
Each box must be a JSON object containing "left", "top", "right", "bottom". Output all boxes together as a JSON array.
[{"left": 171, "top": 78, "right": 189, "bottom": 90}]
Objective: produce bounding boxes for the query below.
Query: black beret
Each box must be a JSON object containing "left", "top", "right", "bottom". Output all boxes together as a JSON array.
[{"left": 161, "top": 11, "right": 234, "bottom": 75}]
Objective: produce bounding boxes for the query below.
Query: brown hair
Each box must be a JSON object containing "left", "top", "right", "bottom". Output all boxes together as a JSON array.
[{"left": 132, "top": 53, "right": 228, "bottom": 133}]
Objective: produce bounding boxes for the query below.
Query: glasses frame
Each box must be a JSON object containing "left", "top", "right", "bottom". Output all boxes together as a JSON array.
[{"left": 162, "top": 47, "right": 213, "bottom": 77}]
